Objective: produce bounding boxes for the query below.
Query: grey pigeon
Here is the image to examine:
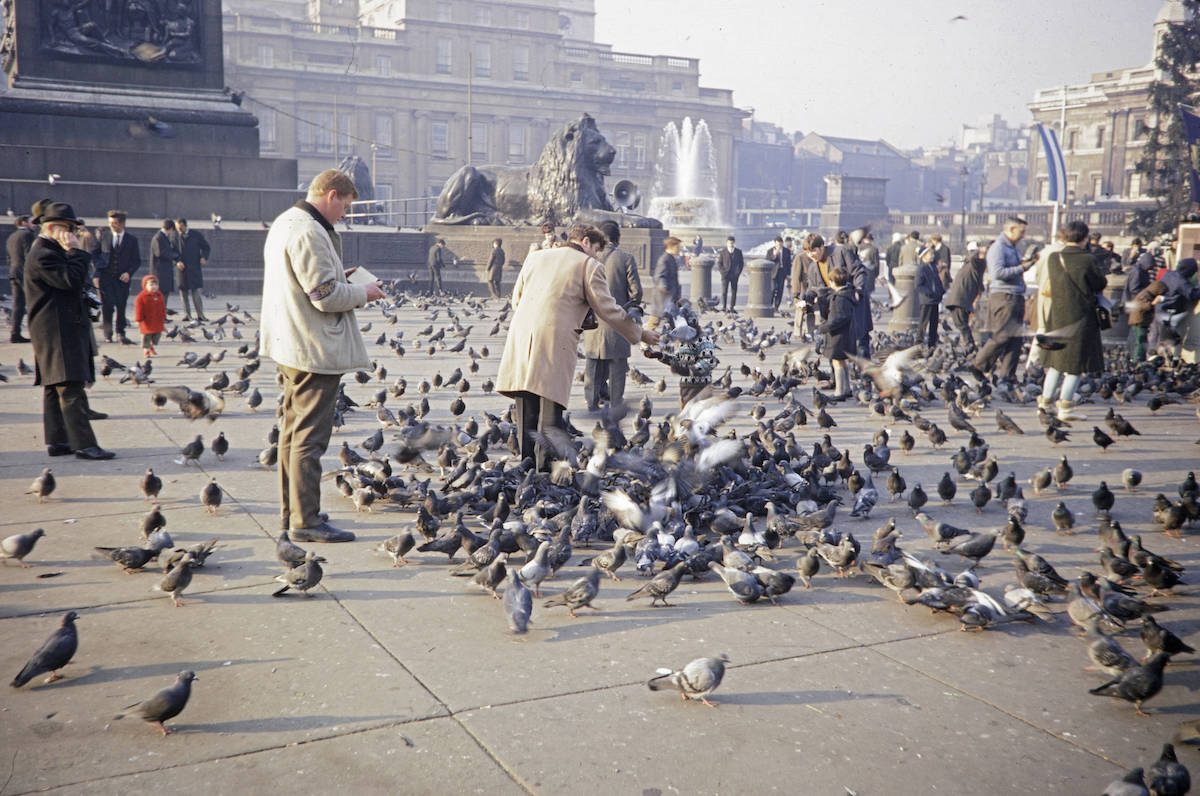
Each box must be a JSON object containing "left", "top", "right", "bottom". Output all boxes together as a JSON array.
[
  {"left": 154, "top": 553, "right": 194, "bottom": 607},
  {"left": 518, "top": 540, "right": 552, "bottom": 597},
  {"left": 503, "top": 570, "right": 532, "bottom": 634},
  {"left": 200, "top": 479, "right": 222, "bottom": 514},
  {"left": 2, "top": 528, "right": 46, "bottom": 567},
  {"left": 11, "top": 611, "right": 78, "bottom": 688},
  {"left": 273, "top": 551, "right": 324, "bottom": 597},
  {"left": 163, "top": 539, "right": 219, "bottom": 571},
  {"left": 543, "top": 566, "right": 602, "bottom": 617},
  {"left": 179, "top": 435, "right": 203, "bottom": 465},
  {"left": 276, "top": 530, "right": 307, "bottom": 568},
  {"left": 646, "top": 653, "right": 729, "bottom": 707},
  {"left": 141, "top": 505, "right": 167, "bottom": 538},
  {"left": 114, "top": 670, "right": 196, "bottom": 735},
  {"left": 92, "top": 544, "right": 163, "bottom": 573},
  {"left": 376, "top": 530, "right": 415, "bottom": 567},
  {"left": 1102, "top": 768, "right": 1148, "bottom": 796},
  {"left": 471, "top": 553, "right": 508, "bottom": 599},
  {"left": 625, "top": 561, "right": 688, "bottom": 607},
  {"left": 1148, "top": 743, "right": 1190, "bottom": 796},
  {"left": 140, "top": 468, "right": 162, "bottom": 501},
  {"left": 708, "top": 561, "right": 765, "bottom": 603},
  {"left": 26, "top": 468, "right": 55, "bottom": 502}
]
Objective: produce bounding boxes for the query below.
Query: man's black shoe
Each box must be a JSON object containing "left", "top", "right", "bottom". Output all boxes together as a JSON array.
[
  {"left": 10, "top": 334, "right": 29, "bottom": 343},
  {"left": 967, "top": 365, "right": 987, "bottom": 383},
  {"left": 47, "top": 443, "right": 73, "bottom": 456},
  {"left": 281, "top": 512, "right": 328, "bottom": 531},
  {"left": 289, "top": 521, "right": 354, "bottom": 543},
  {"left": 86, "top": 408, "right": 108, "bottom": 420},
  {"left": 119, "top": 336, "right": 134, "bottom": 345},
  {"left": 75, "top": 446, "right": 115, "bottom": 460}
]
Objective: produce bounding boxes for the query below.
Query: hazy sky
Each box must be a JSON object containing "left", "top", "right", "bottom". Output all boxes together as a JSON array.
[{"left": 595, "top": 0, "right": 1165, "bottom": 149}]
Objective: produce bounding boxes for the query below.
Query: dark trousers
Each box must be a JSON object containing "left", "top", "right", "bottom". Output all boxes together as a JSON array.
[
  {"left": 918, "top": 304, "right": 939, "bottom": 348},
  {"left": 278, "top": 365, "right": 341, "bottom": 530},
  {"left": 771, "top": 271, "right": 789, "bottom": 311},
  {"left": 720, "top": 276, "right": 739, "bottom": 310},
  {"left": 43, "top": 381, "right": 98, "bottom": 450},
  {"left": 973, "top": 293, "right": 1024, "bottom": 381},
  {"left": 947, "top": 305, "right": 975, "bottom": 349},
  {"left": 488, "top": 271, "right": 502, "bottom": 299},
  {"left": 584, "top": 357, "right": 629, "bottom": 410},
  {"left": 99, "top": 273, "right": 131, "bottom": 339},
  {"left": 10, "top": 278, "right": 26, "bottom": 339},
  {"left": 429, "top": 266, "right": 443, "bottom": 293},
  {"left": 511, "top": 391, "right": 564, "bottom": 472}
]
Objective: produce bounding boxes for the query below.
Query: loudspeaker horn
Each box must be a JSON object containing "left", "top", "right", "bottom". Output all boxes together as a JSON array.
[{"left": 612, "top": 180, "right": 641, "bottom": 212}]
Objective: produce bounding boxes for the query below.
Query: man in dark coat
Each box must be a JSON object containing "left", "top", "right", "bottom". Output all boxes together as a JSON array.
[
  {"left": 581, "top": 221, "right": 643, "bottom": 411},
  {"left": 149, "top": 218, "right": 179, "bottom": 306},
  {"left": 971, "top": 218, "right": 1034, "bottom": 383},
  {"left": 651, "top": 237, "right": 681, "bottom": 317},
  {"left": 716, "top": 236, "right": 744, "bottom": 312},
  {"left": 427, "top": 238, "right": 449, "bottom": 294},
  {"left": 884, "top": 232, "right": 903, "bottom": 284},
  {"left": 829, "top": 240, "right": 870, "bottom": 357},
  {"left": 96, "top": 209, "right": 141, "bottom": 344},
  {"left": 175, "top": 218, "right": 211, "bottom": 321},
  {"left": 915, "top": 248, "right": 945, "bottom": 348},
  {"left": 6, "top": 214, "right": 35, "bottom": 342},
  {"left": 929, "top": 233, "right": 952, "bottom": 289},
  {"left": 1123, "top": 247, "right": 1156, "bottom": 362},
  {"left": 817, "top": 266, "right": 855, "bottom": 400},
  {"left": 767, "top": 236, "right": 792, "bottom": 314},
  {"left": 23, "top": 203, "right": 114, "bottom": 460},
  {"left": 945, "top": 240, "right": 986, "bottom": 351},
  {"left": 486, "top": 237, "right": 506, "bottom": 299}
]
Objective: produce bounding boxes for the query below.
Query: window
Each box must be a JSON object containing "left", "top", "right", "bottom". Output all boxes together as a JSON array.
[
  {"left": 436, "top": 4, "right": 451, "bottom": 22},
  {"left": 1092, "top": 175, "right": 1104, "bottom": 198},
  {"left": 335, "top": 112, "right": 351, "bottom": 156},
  {"left": 299, "top": 111, "right": 333, "bottom": 154},
  {"left": 474, "top": 41, "right": 491, "bottom": 77},
  {"left": 475, "top": 6, "right": 491, "bottom": 25},
  {"left": 375, "top": 183, "right": 393, "bottom": 208},
  {"left": 435, "top": 38, "right": 452, "bottom": 74},
  {"left": 1066, "top": 129, "right": 1077, "bottom": 150},
  {"left": 508, "top": 122, "right": 527, "bottom": 161},
  {"left": 613, "top": 131, "right": 630, "bottom": 169},
  {"left": 514, "top": 10, "right": 529, "bottom": 29},
  {"left": 1037, "top": 177, "right": 1048, "bottom": 202},
  {"left": 1130, "top": 117, "right": 1147, "bottom": 141},
  {"left": 431, "top": 120, "right": 449, "bottom": 156},
  {"left": 256, "top": 44, "right": 274, "bottom": 68},
  {"left": 1095, "top": 126, "right": 1105, "bottom": 149},
  {"left": 374, "top": 112, "right": 394, "bottom": 149},
  {"left": 1128, "top": 171, "right": 1143, "bottom": 197},
  {"left": 259, "top": 108, "right": 277, "bottom": 151},
  {"left": 512, "top": 45, "right": 529, "bottom": 81},
  {"left": 375, "top": 54, "right": 391, "bottom": 76},
  {"left": 632, "top": 133, "right": 647, "bottom": 169},
  {"left": 471, "top": 121, "right": 489, "bottom": 158},
  {"left": 569, "top": 70, "right": 583, "bottom": 85},
  {"left": 671, "top": 80, "right": 683, "bottom": 92}
]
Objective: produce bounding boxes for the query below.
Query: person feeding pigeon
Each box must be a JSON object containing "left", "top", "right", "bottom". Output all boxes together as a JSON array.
[
  {"left": 497, "top": 223, "right": 658, "bottom": 471},
  {"left": 644, "top": 301, "right": 718, "bottom": 407}
]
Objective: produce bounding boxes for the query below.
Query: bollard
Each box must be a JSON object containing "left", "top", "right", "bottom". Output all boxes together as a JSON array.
[
  {"left": 886, "top": 262, "right": 921, "bottom": 332},
  {"left": 1183, "top": 300, "right": 1200, "bottom": 364},
  {"left": 690, "top": 253, "right": 715, "bottom": 307},
  {"left": 744, "top": 258, "right": 776, "bottom": 318},
  {"left": 1102, "top": 270, "right": 1129, "bottom": 343}
]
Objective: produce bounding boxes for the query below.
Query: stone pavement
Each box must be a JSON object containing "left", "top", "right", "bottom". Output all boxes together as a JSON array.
[{"left": 0, "top": 293, "right": 1198, "bottom": 795}]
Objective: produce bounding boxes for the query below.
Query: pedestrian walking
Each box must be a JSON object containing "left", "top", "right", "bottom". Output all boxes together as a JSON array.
[
  {"left": 582, "top": 221, "right": 643, "bottom": 412},
  {"left": 915, "top": 247, "right": 944, "bottom": 349},
  {"left": 971, "top": 217, "right": 1034, "bottom": 383},
  {"left": 944, "top": 240, "right": 986, "bottom": 351},
  {"left": 486, "top": 237, "right": 506, "bottom": 299},
  {"left": 427, "top": 238, "right": 449, "bottom": 294},
  {"left": 716, "top": 236, "right": 744, "bottom": 312},
  {"left": 149, "top": 219, "right": 179, "bottom": 307},
  {"left": 6, "top": 213, "right": 36, "bottom": 342},
  {"left": 175, "top": 218, "right": 210, "bottom": 321},
  {"left": 96, "top": 209, "right": 141, "bottom": 345},
  {"left": 133, "top": 274, "right": 166, "bottom": 358}
]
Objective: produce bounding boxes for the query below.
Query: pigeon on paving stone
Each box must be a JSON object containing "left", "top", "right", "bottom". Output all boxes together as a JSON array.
[
  {"left": 518, "top": 541, "right": 552, "bottom": 597},
  {"left": 113, "top": 670, "right": 196, "bottom": 735},
  {"left": 503, "top": 570, "right": 533, "bottom": 634},
  {"left": 154, "top": 553, "right": 194, "bottom": 607},
  {"left": 626, "top": 561, "right": 688, "bottom": 607},
  {"left": 273, "top": 551, "right": 324, "bottom": 597},
  {"left": 1088, "top": 651, "right": 1172, "bottom": 716},
  {"left": 471, "top": 553, "right": 508, "bottom": 599},
  {"left": 1148, "top": 743, "right": 1191, "bottom": 796},
  {"left": 2, "top": 529, "right": 46, "bottom": 567},
  {"left": 200, "top": 479, "right": 222, "bottom": 514},
  {"left": 1101, "top": 767, "right": 1148, "bottom": 796},
  {"left": 10, "top": 611, "right": 78, "bottom": 688},
  {"left": 141, "top": 505, "right": 167, "bottom": 538},
  {"left": 647, "top": 653, "right": 729, "bottom": 707},
  {"left": 1141, "top": 615, "right": 1195, "bottom": 659},
  {"left": 178, "top": 435, "right": 203, "bottom": 465},
  {"left": 276, "top": 530, "right": 307, "bottom": 568},
  {"left": 376, "top": 530, "right": 415, "bottom": 567},
  {"left": 140, "top": 468, "right": 162, "bottom": 501},
  {"left": 543, "top": 567, "right": 602, "bottom": 617},
  {"left": 26, "top": 468, "right": 55, "bottom": 502}
]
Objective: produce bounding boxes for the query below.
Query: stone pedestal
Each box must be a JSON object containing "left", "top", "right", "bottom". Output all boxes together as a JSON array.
[
  {"left": 886, "top": 264, "right": 921, "bottom": 332},
  {"left": 1102, "top": 270, "right": 1129, "bottom": 343},
  {"left": 690, "top": 253, "right": 714, "bottom": 306},
  {"left": 744, "top": 258, "right": 776, "bottom": 318}
]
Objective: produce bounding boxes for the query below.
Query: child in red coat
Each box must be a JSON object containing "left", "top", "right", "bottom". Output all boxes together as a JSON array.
[{"left": 133, "top": 274, "right": 166, "bottom": 357}]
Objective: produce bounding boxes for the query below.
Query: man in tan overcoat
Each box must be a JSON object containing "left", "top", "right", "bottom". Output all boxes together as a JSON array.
[
  {"left": 581, "top": 220, "right": 643, "bottom": 412},
  {"left": 498, "top": 223, "right": 659, "bottom": 470},
  {"left": 261, "top": 169, "right": 386, "bottom": 542}
]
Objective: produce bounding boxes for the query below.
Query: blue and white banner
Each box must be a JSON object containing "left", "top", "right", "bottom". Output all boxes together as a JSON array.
[
  {"left": 1036, "top": 123, "right": 1067, "bottom": 204},
  {"left": 1179, "top": 103, "right": 1200, "bottom": 205}
]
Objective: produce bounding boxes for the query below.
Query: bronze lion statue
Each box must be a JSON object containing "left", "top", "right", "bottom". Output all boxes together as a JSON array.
[{"left": 431, "top": 114, "right": 661, "bottom": 228}]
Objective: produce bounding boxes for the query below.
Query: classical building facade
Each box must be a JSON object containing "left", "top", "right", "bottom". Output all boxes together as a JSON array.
[
  {"left": 1026, "top": 1, "right": 1187, "bottom": 205},
  {"left": 221, "top": 0, "right": 745, "bottom": 226}
]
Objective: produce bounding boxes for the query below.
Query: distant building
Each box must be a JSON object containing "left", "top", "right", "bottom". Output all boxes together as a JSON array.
[
  {"left": 221, "top": 0, "right": 747, "bottom": 224},
  {"left": 1026, "top": 0, "right": 1187, "bottom": 204}
]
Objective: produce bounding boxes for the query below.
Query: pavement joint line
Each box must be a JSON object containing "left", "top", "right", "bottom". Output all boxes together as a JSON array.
[
  {"left": 0, "top": 578, "right": 281, "bottom": 621},
  {"left": 865, "top": 644, "right": 1128, "bottom": 770}
]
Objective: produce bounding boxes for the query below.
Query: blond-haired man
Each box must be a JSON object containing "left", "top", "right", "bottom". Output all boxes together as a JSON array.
[{"left": 262, "top": 170, "right": 386, "bottom": 542}]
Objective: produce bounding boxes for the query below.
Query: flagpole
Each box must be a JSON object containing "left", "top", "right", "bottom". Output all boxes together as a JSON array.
[{"left": 1051, "top": 84, "right": 1066, "bottom": 241}]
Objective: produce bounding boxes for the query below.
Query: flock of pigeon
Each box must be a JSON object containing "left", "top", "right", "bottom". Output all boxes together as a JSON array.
[{"left": 3, "top": 282, "right": 1200, "bottom": 792}]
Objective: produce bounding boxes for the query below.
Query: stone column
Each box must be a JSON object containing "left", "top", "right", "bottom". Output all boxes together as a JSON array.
[
  {"left": 1182, "top": 296, "right": 1200, "bottom": 364},
  {"left": 1102, "top": 270, "right": 1129, "bottom": 343},
  {"left": 886, "top": 263, "right": 921, "bottom": 332},
  {"left": 690, "top": 253, "right": 714, "bottom": 307},
  {"left": 744, "top": 258, "right": 776, "bottom": 318}
]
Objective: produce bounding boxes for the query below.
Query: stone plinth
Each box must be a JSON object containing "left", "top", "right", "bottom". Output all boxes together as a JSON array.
[
  {"left": 743, "top": 258, "right": 776, "bottom": 318},
  {"left": 690, "top": 253, "right": 715, "bottom": 306},
  {"left": 886, "top": 264, "right": 921, "bottom": 332}
]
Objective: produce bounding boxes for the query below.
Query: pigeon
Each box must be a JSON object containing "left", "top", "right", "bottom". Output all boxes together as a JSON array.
[
  {"left": 1088, "top": 651, "right": 1171, "bottom": 716},
  {"left": 154, "top": 553, "right": 194, "bottom": 607},
  {"left": 1, "top": 529, "right": 46, "bottom": 568},
  {"left": 140, "top": 468, "right": 163, "bottom": 501},
  {"left": 26, "top": 467, "right": 55, "bottom": 502},
  {"left": 113, "top": 670, "right": 196, "bottom": 735},
  {"left": 585, "top": 538, "right": 627, "bottom": 582},
  {"left": 626, "top": 561, "right": 688, "bottom": 607},
  {"left": 1122, "top": 468, "right": 1142, "bottom": 493},
  {"left": 376, "top": 530, "right": 415, "bottom": 567},
  {"left": 1083, "top": 618, "right": 1138, "bottom": 676},
  {"left": 1093, "top": 426, "right": 1115, "bottom": 452},
  {"left": 211, "top": 432, "right": 229, "bottom": 460},
  {"left": 796, "top": 547, "right": 820, "bottom": 588},
  {"left": 1148, "top": 743, "right": 1191, "bottom": 796},
  {"left": 1101, "top": 767, "right": 1149, "bottom": 796},
  {"left": 275, "top": 530, "right": 308, "bottom": 568},
  {"left": 92, "top": 543, "right": 164, "bottom": 573},
  {"left": 11, "top": 611, "right": 78, "bottom": 688},
  {"left": 543, "top": 567, "right": 603, "bottom": 617},
  {"left": 471, "top": 553, "right": 509, "bottom": 599},
  {"left": 200, "top": 479, "right": 222, "bottom": 514},
  {"left": 518, "top": 541, "right": 553, "bottom": 597},
  {"left": 708, "top": 561, "right": 766, "bottom": 603},
  {"left": 273, "top": 551, "right": 325, "bottom": 597},
  {"left": 179, "top": 435, "right": 203, "bottom": 465},
  {"left": 1141, "top": 615, "right": 1195, "bottom": 659},
  {"left": 646, "top": 653, "right": 729, "bottom": 707},
  {"left": 503, "top": 570, "right": 533, "bottom": 634}
]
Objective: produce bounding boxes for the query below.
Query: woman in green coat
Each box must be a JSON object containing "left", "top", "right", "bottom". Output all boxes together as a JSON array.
[{"left": 1040, "top": 220, "right": 1106, "bottom": 421}]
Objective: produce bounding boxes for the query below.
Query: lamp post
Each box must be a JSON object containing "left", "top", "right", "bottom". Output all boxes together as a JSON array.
[{"left": 959, "top": 164, "right": 969, "bottom": 249}]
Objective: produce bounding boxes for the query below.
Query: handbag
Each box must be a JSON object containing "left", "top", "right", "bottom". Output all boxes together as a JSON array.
[{"left": 1054, "top": 252, "right": 1111, "bottom": 330}]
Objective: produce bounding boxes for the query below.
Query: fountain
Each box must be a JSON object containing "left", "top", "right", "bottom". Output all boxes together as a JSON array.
[{"left": 648, "top": 118, "right": 723, "bottom": 229}]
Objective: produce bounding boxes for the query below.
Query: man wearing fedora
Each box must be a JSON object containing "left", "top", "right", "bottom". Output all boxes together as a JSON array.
[
  {"left": 24, "top": 202, "right": 114, "bottom": 460},
  {"left": 97, "top": 209, "right": 141, "bottom": 345}
]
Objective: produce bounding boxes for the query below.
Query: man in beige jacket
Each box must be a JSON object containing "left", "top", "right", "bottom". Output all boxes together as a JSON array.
[
  {"left": 497, "top": 223, "right": 659, "bottom": 471},
  {"left": 261, "top": 170, "right": 386, "bottom": 542}
]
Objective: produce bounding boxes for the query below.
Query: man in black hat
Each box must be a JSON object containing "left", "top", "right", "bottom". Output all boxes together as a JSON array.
[
  {"left": 6, "top": 214, "right": 35, "bottom": 343},
  {"left": 96, "top": 209, "right": 141, "bottom": 344},
  {"left": 24, "top": 203, "right": 114, "bottom": 460}
]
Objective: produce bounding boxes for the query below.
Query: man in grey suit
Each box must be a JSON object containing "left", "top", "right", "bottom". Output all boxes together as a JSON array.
[
  {"left": 716, "top": 236, "right": 744, "bottom": 311},
  {"left": 582, "top": 221, "right": 643, "bottom": 411}
]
